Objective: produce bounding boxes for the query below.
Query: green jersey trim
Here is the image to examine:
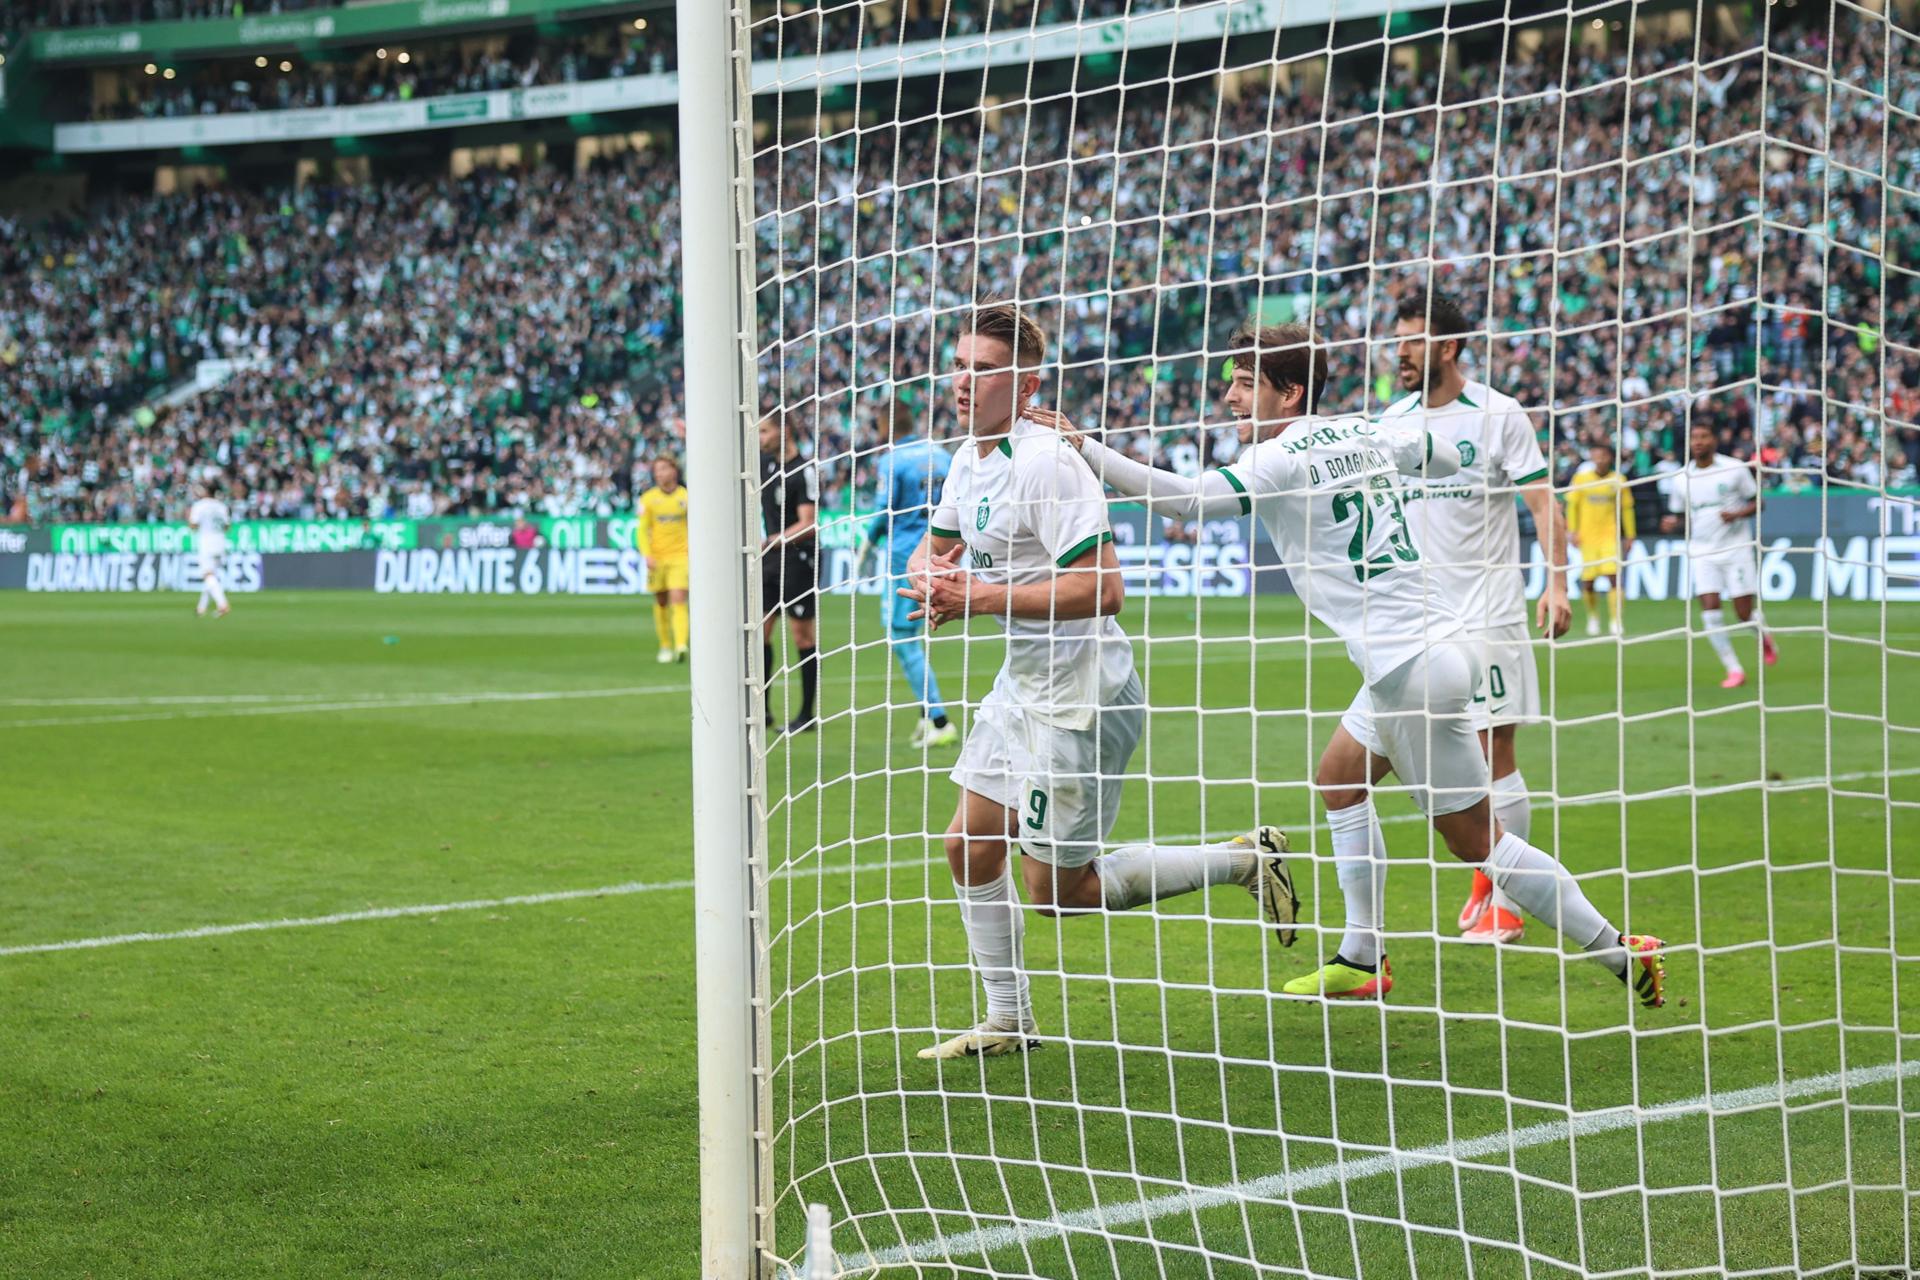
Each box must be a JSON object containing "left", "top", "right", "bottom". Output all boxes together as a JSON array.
[
  {"left": 1054, "top": 530, "right": 1114, "bottom": 567},
  {"left": 1220, "top": 467, "right": 1252, "bottom": 516}
]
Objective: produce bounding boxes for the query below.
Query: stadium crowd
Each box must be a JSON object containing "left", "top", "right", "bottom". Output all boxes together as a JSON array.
[
  {"left": 2, "top": 8, "right": 1914, "bottom": 525},
  {"left": 2, "top": 150, "right": 684, "bottom": 523},
  {"left": 758, "top": 12, "right": 1917, "bottom": 509}
]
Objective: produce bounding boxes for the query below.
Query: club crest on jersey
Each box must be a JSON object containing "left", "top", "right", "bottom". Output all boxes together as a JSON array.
[
  {"left": 1457, "top": 442, "right": 1476, "bottom": 467},
  {"left": 975, "top": 502, "right": 990, "bottom": 531}
]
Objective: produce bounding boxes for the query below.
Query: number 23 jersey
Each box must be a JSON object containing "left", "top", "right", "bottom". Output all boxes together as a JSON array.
[{"left": 1221, "top": 414, "right": 1466, "bottom": 684}]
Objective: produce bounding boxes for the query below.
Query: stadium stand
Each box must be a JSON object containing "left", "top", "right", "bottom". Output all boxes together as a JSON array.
[
  {"left": 1, "top": 4, "right": 1914, "bottom": 526},
  {"left": 63, "top": 21, "right": 676, "bottom": 122}
]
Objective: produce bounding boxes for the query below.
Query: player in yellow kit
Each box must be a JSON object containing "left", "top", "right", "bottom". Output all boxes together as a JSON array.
[
  {"left": 639, "top": 455, "right": 691, "bottom": 663},
  {"left": 1565, "top": 441, "right": 1636, "bottom": 636}
]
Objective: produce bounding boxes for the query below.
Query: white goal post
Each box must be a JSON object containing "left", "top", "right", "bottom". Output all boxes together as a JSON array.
[
  {"left": 683, "top": 0, "right": 1919, "bottom": 1276},
  {"left": 678, "top": 1, "right": 771, "bottom": 1275}
]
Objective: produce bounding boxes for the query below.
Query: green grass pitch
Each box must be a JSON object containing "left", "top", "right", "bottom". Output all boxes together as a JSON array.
[{"left": 2, "top": 590, "right": 1915, "bottom": 1278}]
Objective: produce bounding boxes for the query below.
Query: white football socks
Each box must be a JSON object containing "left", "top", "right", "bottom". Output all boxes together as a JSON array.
[
  {"left": 1701, "top": 607, "right": 1741, "bottom": 675},
  {"left": 1095, "top": 841, "right": 1254, "bottom": 911},
  {"left": 955, "top": 868, "right": 1029, "bottom": 1024},
  {"left": 1484, "top": 831, "right": 1626, "bottom": 974},
  {"left": 1328, "top": 800, "right": 1386, "bottom": 967},
  {"left": 1489, "top": 771, "right": 1531, "bottom": 916},
  {"left": 204, "top": 574, "right": 230, "bottom": 612}
]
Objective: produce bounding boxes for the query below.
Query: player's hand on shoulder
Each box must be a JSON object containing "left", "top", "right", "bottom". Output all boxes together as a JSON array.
[{"left": 1025, "top": 406, "right": 1087, "bottom": 453}]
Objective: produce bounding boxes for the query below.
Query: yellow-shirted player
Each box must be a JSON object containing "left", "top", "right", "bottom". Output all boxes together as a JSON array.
[
  {"left": 639, "top": 455, "right": 690, "bottom": 663},
  {"left": 1565, "top": 441, "right": 1636, "bottom": 637}
]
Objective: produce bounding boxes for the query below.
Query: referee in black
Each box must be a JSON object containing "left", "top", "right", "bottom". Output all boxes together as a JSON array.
[{"left": 759, "top": 404, "right": 820, "bottom": 733}]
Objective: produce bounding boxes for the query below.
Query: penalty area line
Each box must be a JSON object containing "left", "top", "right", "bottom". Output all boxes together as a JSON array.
[{"left": 838, "top": 1058, "right": 1920, "bottom": 1274}]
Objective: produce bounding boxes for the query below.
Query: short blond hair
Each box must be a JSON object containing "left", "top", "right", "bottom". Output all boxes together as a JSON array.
[{"left": 964, "top": 301, "right": 1047, "bottom": 370}]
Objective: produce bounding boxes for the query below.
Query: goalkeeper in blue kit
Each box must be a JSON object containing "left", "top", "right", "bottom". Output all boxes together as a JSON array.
[{"left": 859, "top": 394, "right": 960, "bottom": 748}]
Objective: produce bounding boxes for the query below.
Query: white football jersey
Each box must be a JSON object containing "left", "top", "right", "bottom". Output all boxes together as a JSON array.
[
  {"left": 1222, "top": 414, "right": 1467, "bottom": 684},
  {"left": 1670, "top": 453, "right": 1758, "bottom": 556},
  {"left": 1381, "top": 380, "right": 1550, "bottom": 631},
  {"left": 188, "top": 497, "right": 231, "bottom": 557},
  {"left": 932, "top": 416, "right": 1136, "bottom": 729}
]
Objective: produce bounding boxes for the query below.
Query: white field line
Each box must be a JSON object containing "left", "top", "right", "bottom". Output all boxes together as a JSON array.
[
  {"left": 0, "top": 879, "right": 694, "bottom": 957},
  {"left": 2, "top": 685, "right": 675, "bottom": 728},
  {"left": 3, "top": 666, "right": 907, "bottom": 726},
  {"left": 3, "top": 764, "right": 1912, "bottom": 959},
  {"left": 836, "top": 1058, "right": 1920, "bottom": 1274},
  {"left": 0, "top": 851, "right": 920, "bottom": 957},
  {"left": 0, "top": 689, "right": 649, "bottom": 707}
]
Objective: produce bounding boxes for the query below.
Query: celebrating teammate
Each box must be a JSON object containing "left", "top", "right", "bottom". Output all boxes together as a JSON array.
[
  {"left": 761, "top": 406, "right": 821, "bottom": 733},
  {"left": 858, "top": 393, "right": 959, "bottom": 748},
  {"left": 1051, "top": 322, "right": 1669, "bottom": 1009},
  {"left": 189, "top": 479, "right": 233, "bottom": 619},
  {"left": 1566, "top": 441, "right": 1636, "bottom": 637},
  {"left": 1663, "top": 421, "right": 1778, "bottom": 688},
  {"left": 638, "top": 455, "right": 690, "bottom": 664},
  {"left": 1357, "top": 290, "right": 1573, "bottom": 948},
  {"left": 902, "top": 303, "right": 1296, "bottom": 1061}
]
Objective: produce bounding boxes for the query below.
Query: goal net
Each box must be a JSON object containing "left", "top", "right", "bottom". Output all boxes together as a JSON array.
[{"left": 709, "top": 0, "right": 1919, "bottom": 1274}]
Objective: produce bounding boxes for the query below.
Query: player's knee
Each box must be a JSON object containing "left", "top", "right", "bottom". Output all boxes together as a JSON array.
[
  {"left": 944, "top": 830, "right": 1005, "bottom": 882},
  {"left": 1316, "top": 758, "right": 1369, "bottom": 811},
  {"left": 1322, "top": 788, "right": 1369, "bottom": 813}
]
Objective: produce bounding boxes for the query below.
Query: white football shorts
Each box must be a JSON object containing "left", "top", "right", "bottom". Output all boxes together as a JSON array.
[
  {"left": 1338, "top": 640, "right": 1490, "bottom": 816},
  {"left": 1341, "top": 621, "right": 1541, "bottom": 748},
  {"left": 951, "top": 672, "right": 1144, "bottom": 867},
  {"left": 1691, "top": 549, "right": 1757, "bottom": 600}
]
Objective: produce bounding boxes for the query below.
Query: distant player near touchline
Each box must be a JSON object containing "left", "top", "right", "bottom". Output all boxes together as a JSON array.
[
  {"left": 760, "top": 403, "right": 821, "bottom": 734},
  {"left": 638, "top": 455, "right": 690, "bottom": 665},
  {"left": 900, "top": 302, "right": 1298, "bottom": 1061},
  {"left": 189, "top": 480, "right": 232, "bottom": 619},
  {"left": 1350, "top": 289, "right": 1574, "bottom": 951},
  {"left": 856, "top": 391, "right": 959, "bottom": 749},
  {"left": 1040, "top": 322, "right": 1668, "bottom": 1009},
  {"left": 1662, "top": 421, "right": 1777, "bottom": 689},
  {"left": 1566, "top": 440, "right": 1636, "bottom": 638}
]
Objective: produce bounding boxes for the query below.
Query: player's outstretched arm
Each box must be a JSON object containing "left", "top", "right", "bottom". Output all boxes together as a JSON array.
[
  {"left": 1025, "top": 408, "right": 1243, "bottom": 521},
  {"left": 1375, "top": 425, "right": 1462, "bottom": 479}
]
